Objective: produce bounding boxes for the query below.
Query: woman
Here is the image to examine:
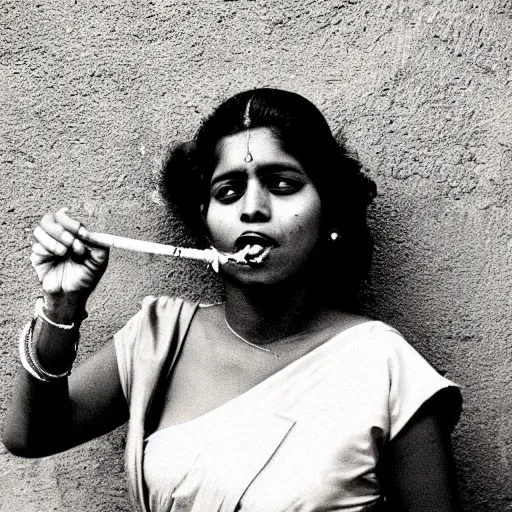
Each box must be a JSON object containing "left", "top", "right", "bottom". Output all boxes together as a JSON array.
[{"left": 3, "top": 89, "right": 462, "bottom": 511}]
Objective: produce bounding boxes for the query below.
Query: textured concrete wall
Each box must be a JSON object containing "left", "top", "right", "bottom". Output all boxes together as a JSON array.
[{"left": 1, "top": 1, "right": 511, "bottom": 510}]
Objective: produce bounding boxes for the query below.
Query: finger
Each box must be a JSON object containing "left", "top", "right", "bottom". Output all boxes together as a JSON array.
[
  {"left": 72, "top": 238, "right": 86, "bottom": 254},
  {"left": 55, "top": 208, "right": 83, "bottom": 236},
  {"left": 30, "top": 244, "right": 55, "bottom": 269},
  {"left": 84, "top": 246, "right": 109, "bottom": 268},
  {"left": 34, "top": 262, "right": 53, "bottom": 282},
  {"left": 33, "top": 226, "right": 68, "bottom": 256},
  {"left": 55, "top": 209, "right": 86, "bottom": 255},
  {"left": 31, "top": 242, "right": 53, "bottom": 257},
  {"left": 30, "top": 250, "right": 45, "bottom": 268},
  {"left": 30, "top": 253, "right": 53, "bottom": 281},
  {"left": 40, "top": 213, "right": 77, "bottom": 249}
]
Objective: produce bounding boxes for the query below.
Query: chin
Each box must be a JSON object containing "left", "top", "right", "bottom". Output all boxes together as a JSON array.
[
  {"left": 222, "top": 267, "right": 276, "bottom": 287},
  {"left": 222, "top": 264, "right": 312, "bottom": 291}
]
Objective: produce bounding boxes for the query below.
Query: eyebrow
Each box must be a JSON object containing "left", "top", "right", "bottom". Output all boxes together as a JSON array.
[{"left": 210, "top": 163, "right": 306, "bottom": 187}]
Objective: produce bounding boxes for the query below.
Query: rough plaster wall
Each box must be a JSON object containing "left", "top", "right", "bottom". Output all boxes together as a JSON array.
[{"left": 0, "top": 0, "right": 510, "bottom": 510}]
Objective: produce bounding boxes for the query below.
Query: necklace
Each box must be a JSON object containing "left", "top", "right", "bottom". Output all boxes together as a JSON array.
[{"left": 224, "top": 315, "right": 279, "bottom": 358}]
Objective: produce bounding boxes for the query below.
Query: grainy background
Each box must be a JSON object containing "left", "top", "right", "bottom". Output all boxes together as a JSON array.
[{"left": 1, "top": 0, "right": 511, "bottom": 510}]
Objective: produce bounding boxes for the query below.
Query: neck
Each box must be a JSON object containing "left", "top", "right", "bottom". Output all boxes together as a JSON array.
[{"left": 224, "top": 280, "right": 317, "bottom": 346}]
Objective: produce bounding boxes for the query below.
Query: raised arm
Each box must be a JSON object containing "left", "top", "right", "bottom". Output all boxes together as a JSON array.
[{"left": 2, "top": 209, "right": 128, "bottom": 457}]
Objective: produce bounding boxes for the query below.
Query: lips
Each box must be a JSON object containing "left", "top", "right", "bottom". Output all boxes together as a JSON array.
[{"left": 234, "top": 232, "right": 278, "bottom": 251}]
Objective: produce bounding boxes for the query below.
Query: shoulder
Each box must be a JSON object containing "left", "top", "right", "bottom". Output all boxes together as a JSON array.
[
  {"left": 114, "top": 295, "right": 199, "bottom": 353},
  {"left": 316, "top": 313, "right": 462, "bottom": 438},
  {"left": 320, "top": 309, "right": 402, "bottom": 352},
  {"left": 317, "top": 308, "right": 372, "bottom": 338},
  {"left": 125, "top": 295, "right": 200, "bottom": 327},
  {"left": 114, "top": 296, "right": 199, "bottom": 402},
  {"left": 333, "top": 314, "right": 411, "bottom": 352},
  {"left": 322, "top": 314, "right": 443, "bottom": 379},
  {"left": 140, "top": 295, "right": 199, "bottom": 313}
]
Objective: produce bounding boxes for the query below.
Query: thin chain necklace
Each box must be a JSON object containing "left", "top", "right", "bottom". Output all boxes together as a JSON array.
[{"left": 224, "top": 315, "right": 279, "bottom": 358}]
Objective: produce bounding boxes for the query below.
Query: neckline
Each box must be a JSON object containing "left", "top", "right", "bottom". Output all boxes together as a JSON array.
[{"left": 146, "top": 317, "right": 378, "bottom": 442}]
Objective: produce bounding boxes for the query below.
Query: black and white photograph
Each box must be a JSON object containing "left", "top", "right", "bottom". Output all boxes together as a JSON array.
[{"left": 0, "top": 1, "right": 511, "bottom": 511}]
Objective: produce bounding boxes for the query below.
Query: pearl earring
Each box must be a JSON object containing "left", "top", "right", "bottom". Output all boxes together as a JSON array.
[{"left": 327, "top": 229, "right": 340, "bottom": 242}]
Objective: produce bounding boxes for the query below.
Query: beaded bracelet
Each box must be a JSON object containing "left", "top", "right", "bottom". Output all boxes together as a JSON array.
[
  {"left": 19, "top": 319, "right": 74, "bottom": 382},
  {"left": 19, "top": 320, "right": 50, "bottom": 382},
  {"left": 18, "top": 299, "right": 86, "bottom": 382}
]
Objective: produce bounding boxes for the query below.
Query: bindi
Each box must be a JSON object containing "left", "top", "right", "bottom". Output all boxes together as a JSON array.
[{"left": 243, "top": 98, "right": 253, "bottom": 163}]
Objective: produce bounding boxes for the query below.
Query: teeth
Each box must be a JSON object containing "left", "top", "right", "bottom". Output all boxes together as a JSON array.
[
  {"left": 222, "top": 244, "right": 272, "bottom": 265},
  {"left": 249, "top": 246, "right": 271, "bottom": 264},
  {"left": 246, "top": 244, "right": 265, "bottom": 257}
]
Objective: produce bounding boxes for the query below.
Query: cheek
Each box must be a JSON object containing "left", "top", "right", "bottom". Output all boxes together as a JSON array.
[
  {"left": 285, "top": 201, "right": 322, "bottom": 245},
  {"left": 205, "top": 207, "right": 232, "bottom": 246}
]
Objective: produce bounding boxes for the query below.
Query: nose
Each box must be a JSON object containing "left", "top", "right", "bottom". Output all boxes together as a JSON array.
[{"left": 240, "top": 179, "right": 270, "bottom": 223}]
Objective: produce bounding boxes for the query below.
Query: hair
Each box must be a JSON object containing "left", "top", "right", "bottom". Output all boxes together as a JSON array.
[{"left": 160, "top": 88, "right": 376, "bottom": 309}]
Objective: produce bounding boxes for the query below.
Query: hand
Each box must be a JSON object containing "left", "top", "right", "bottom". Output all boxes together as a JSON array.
[{"left": 31, "top": 208, "right": 109, "bottom": 301}]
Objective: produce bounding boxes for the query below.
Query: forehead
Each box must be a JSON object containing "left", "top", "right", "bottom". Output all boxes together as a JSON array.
[{"left": 212, "top": 127, "right": 304, "bottom": 178}]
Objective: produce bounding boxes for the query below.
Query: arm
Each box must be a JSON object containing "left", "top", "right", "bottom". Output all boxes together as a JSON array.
[
  {"left": 381, "top": 398, "right": 463, "bottom": 511},
  {"left": 3, "top": 339, "right": 128, "bottom": 457},
  {"left": 2, "top": 209, "right": 128, "bottom": 457}
]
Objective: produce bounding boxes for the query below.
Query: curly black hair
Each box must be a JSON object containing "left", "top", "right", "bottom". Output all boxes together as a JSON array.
[{"left": 161, "top": 88, "right": 376, "bottom": 309}]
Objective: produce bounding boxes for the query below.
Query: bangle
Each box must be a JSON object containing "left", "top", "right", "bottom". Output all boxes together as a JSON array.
[
  {"left": 35, "top": 297, "right": 88, "bottom": 330},
  {"left": 19, "top": 319, "right": 75, "bottom": 382},
  {"left": 19, "top": 321, "right": 48, "bottom": 382}
]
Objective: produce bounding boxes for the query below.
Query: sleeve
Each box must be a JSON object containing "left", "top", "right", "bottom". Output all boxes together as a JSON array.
[
  {"left": 383, "top": 329, "right": 462, "bottom": 441},
  {"left": 113, "top": 295, "right": 159, "bottom": 404}
]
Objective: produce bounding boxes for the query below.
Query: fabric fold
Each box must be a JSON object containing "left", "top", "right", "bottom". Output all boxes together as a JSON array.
[
  {"left": 114, "top": 296, "right": 198, "bottom": 512},
  {"left": 115, "top": 298, "right": 462, "bottom": 512},
  {"left": 169, "top": 412, "right": 295, "bottom": 512}
]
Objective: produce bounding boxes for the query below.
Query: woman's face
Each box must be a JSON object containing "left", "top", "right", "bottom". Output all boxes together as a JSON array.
[{"left": 206, "top": 127, "right": 322, "bottom": 286}]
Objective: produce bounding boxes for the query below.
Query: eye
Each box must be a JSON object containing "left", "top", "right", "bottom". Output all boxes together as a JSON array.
[
  {"left": 211, "top": 180, "right": 246, "bottom": 203},
  {"left": 265, "top": 175, "right": 304, "bottom": 195}
]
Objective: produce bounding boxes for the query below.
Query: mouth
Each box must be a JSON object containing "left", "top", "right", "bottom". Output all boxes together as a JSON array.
[
  {"left": 234, "top": 232, "right": 278, "bottom": 251},
  {"left": 225, "top": 232, "right": 277, "bottom": 265}
]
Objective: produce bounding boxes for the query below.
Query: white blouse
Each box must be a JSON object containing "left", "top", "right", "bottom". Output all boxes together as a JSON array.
[{"left": 115, "top": 296, "right": 461, "bottom": 512}]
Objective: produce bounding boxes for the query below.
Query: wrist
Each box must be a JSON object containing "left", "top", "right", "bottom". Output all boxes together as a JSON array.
[{"left": 42, "top": 292, "right": 88, "bottom": 325}]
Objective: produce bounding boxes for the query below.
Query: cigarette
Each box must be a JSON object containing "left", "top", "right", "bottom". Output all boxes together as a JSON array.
[{"left": 77, "top": 227, "right": 270, "bottom": 272}]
